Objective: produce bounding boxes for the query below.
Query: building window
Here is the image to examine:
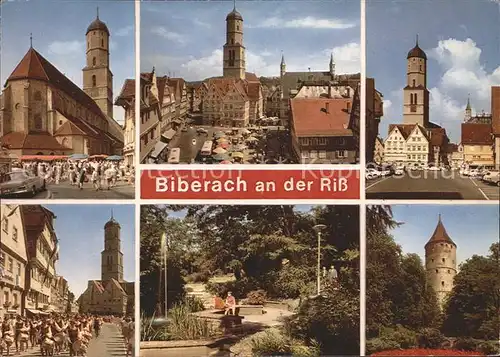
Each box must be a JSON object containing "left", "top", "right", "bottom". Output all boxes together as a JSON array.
[
  {"left": 337, "top": 150, "right": 347, "bottom": 158},
  {"left": 414, "top": 93, "right": 418, "bottom": 104},
  {"left": 447, "top": 269, "right": 450, "bottom": 274},
  {"left": 301, "top": 151, "right": 309, "bottom": 159},
  {"left": 237, "top": 25, "right": 240, "bottom": 31},
  {"left": 442, "top": 258, "right": 445, "bottom": 263},
  {"left": 101, "top": 39, "right": 104, "bottom": 47},
  {"left": 2, "top": 217, "right": 7, "bottom": 233},
  {"left": 12, "top": 227, "right": 18, "bottom": 242},
  {"left": 412, "top": 79, "right": 415, "bottom": 87},
  {"left": 441, "top": 281, "right": 445, "bottom": 287},
  {"left": 92, "top": 75, "right": 97, "bottom": 87},
  {"left": 17, "top": 262, "right": 21, "bottom": 276},
  {"left": 310, "top": 150, "right": 318, "bottom": 159},
  {"left": 435, "top": 269, "right": 438, "bottom": 273},
  {"left": 318, "top": 150, "right": 327, "bottom": 159},
  {"left": 8, "top": 258, "right": 13, "bottom": 273},
  {"left": 93, "top": 57, "right": 96, "bottom": 66}
]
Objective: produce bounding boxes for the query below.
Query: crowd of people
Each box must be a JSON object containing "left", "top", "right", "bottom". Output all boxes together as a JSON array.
[
  {"left": 13, "top": 159, "right": 135, "bottom": 191},
  {"left": 0, "top": 313, "right": 134, "bottom": 356}
]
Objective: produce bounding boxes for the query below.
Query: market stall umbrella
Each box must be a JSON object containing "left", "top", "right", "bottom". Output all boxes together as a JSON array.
[
  {"left": 220, "top": 160, "right": 233, "bottom": 164},
  {"left": 225, "top": 130, "right": 233, "bottom": 135},
  {"left": 241, "top": 128, "right": 251, "bottom": 135},
  {"left": 216, "top": 137, "right": 229, "bottom": 143},
  {"left": 213, "top": 147, "right": 227, "bottom": 154},
  {"left": 235, "top": 144, "right": 247, "bottom": 151},
  {"left": 246, "top": 136, "right": 258, "bottom": 142},
  {"left": 231, "top": 152, "right": 244, "bottom": 159},
  {"left": 214, "top": 131, "right": 226, "bottom": 139},
  {"left": 213, "top": 153, "right": 230, "bottom": 161},
  {"left": 106, "top": 155, "right": 123, "bottom": 161},
  {"left": 69, "top": 154, "right": 88, "bottom": 160},
  {"left": 218, "top": 142, "right": 230, "bottom": 149},
  {"left": 234, "top": 134, "right": 243, "bottom": 139}
]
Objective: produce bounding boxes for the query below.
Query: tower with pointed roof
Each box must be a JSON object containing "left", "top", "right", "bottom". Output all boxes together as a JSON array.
[
  {"left": 329, "top": 53, "right": 335, "bottom": 77},
  {"left": 82, "top": 8, "right": 114, "bottom": 119},
  {"left": 424, "top": 215, "right": 457, "bottom": 307},
  {"left": 403, "top": 35, "right": 429, "bottom": 127},
  {"left": 101, "top": 213, "right": 124, "bottom": 282},
  {"left": 465, "top": 95, "right": 472, "bottom": 122},
  {"left": 280, "top": 53, "right": 286, "bottom": 79},
  {"left": 223, "top": 2, "right": 246, "bottom": 79}
]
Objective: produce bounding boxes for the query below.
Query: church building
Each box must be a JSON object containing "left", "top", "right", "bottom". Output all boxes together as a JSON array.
[
  {"left": 0, "top": 10, "right": 124, "bottom": 157},
  {"left": 78, "top": 214, "right": 134, "bottom": 316},
  {"left": 424, "top": 215, "right": 457, "bottom": 307}
]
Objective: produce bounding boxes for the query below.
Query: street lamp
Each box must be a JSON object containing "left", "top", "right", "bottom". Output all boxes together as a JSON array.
[
  {"left": 313, "top": 224, "right": 327, "bottom": 296},
  {"left": 152, "top": 232, "right": 168, "bottom": 327}
]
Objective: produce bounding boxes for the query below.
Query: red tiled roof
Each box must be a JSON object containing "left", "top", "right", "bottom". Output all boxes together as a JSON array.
[
  {"left": 1, "top": 132, "right": 70, "bottom": 151},
  {"left": 461, "top": 122, "right": 493, "bottom": 145},
  {"left": 428, "top": 127, "right": 447, "bottom": 147},
  {"left": 54, "top": 121, "right": 87, "bottom": 136},
  {"left": 245, "top": 72, "right": 259, "bottom": 82},
  {"left": 446, "top": 143, "right": 459, "bottom": 152},
  {"left": 290, "top": 98, "right": 353, "bottom": 137},
  {"left": 388, "top": 124, "right": 416, "bottom": 140},
  {"left": 425, "top": 215, "right": 455, "bottom": 248},
  {"left": 247, "top": 82, "right": 261, "bottom": 100},
  {"left": 115, "top": 79, "right": 135, "bottom": 104},
  {"left": 6, "top": 48, "right": 106, "bottom": 121},
  {"left": 21, "top": 205, "right": 56, "bottom": 243},
  {"left": 492, "top": 86, "right": 500, "bottom": 136}
]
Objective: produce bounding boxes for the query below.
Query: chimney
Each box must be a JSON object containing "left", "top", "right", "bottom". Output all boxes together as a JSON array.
[{"left": 325, "top": 102, "right": 330, "bottom": 114}]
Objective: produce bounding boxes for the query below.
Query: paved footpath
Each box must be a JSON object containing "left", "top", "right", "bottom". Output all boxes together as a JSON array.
[
  {"left": 33, "top": 180, "right": 135, "bottom": 199},
  {"left": 15, "top": 323, "right": 128, "bottom": 357}
]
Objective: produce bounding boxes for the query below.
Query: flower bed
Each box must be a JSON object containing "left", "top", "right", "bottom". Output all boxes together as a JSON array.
[{"left": 372, "top": 349, "right": 484, "bottom": 356}]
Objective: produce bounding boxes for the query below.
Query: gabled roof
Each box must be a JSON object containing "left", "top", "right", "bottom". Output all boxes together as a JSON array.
[
  {"left": 461, "top": 122, "right": 493, "bottom": 145},
  {"left": 6, "top": 47, "right": 107, "bottom": 121},
  {"left": 425, "top": 215, "right": 455, "bottom": 249},
  {"left": 1, "top": 132, "right": 70, "bottom": 151},
  {"left": 54, "top": 121, "right": 87, "bottom": 136},
  {"left": 388, "top": 124, "right": 415, "bottom": 140},
  {"left": 290, "top": 98, "right": 353, "bottom": 137},
  {"left": 115, "top": 79, "right": 135, "bottom": 106}
]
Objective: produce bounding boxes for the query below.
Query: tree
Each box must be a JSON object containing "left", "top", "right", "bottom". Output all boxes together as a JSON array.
[{"left": 442, "top": 243, "right": 500, "bottom": 339}]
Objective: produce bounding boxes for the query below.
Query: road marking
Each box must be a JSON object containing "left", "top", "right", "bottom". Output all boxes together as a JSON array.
[
  {"left": 366, "top": 176, "right": 390, "bottom": 190},
  {"left": 470, "top": 178, "right": 490, "bottom": 200}
]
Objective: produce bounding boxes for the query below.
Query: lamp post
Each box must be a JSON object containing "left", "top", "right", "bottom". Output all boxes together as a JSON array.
[
  {"left": 162, "top": 232, "right": 168, "bottom": 319},
  {"left": 313, "top": 224, "right": 327, "bottom": 296}
]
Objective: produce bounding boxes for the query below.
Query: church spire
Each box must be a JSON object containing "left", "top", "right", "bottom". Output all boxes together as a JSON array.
[
  {"left": 97, "top": 6, "right": 99, "bottom": 20},
  {"left": 329, "top": 52, "right": 335, "bottom": 77},
  {"left": 416, "top": 34, "right": 419, "bottom": 47},
  {"left": 233, "top": 0, "right": 236, "bottom": 11},
  {"left": 466, "top": 94, "right": 471, "bottom": 110},
  {"left": 30, "top": 33, "right": 33, "bottom": 48}
]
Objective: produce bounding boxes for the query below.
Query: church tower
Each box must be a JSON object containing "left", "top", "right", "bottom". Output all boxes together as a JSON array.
[
  {"left": 280, "top": 53, "right": 286, "bottom": 78},
  {"left": 83, "top": 8, "right": 114, "bottom": 119},
  {"left": 464, "top": 95, "right": 472, "bottom": 122},
  {"left": 223, "top": 3, "right": 246, "bottom": 79},
  {"left": 329, "top": 53, "right": 335, "bottom": 78},
  {"left": 101, "top": 213, "right": 124, "bottom": 282},
  {"left": 424, "top": 215, "right": 457, "bottom": 307},
  {"left": 403, "top": 35, "right": 429, "bottom": 127}
]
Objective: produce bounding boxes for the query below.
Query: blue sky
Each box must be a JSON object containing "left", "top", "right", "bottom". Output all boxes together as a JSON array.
[
  {"left": 141, "top": 0, "right": 361, "bottom": 80},
  {"left": 389, "top": 205, "right": 499, "bottom": 266},
  {"left": 0, "top": 0, "right": 135, "bottom": 124},
  {"left": 45, "top": 204, "right": 135, "bottom": 297},
  {"left": 368, "top": 0, "right": 500, "bottom": 143}
]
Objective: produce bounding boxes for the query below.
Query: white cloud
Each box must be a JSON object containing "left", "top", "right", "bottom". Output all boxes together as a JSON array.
[
  {"left": 151, "top": 26, "right": 186, "bottom": 44},
  {"left": 428, "top": 38, "right": 500, "bottom": 123},
  {"left": 47, "top": 40, "right": 84, "bottom": 56},
  {"left": 145, "top": 41, "right": 360, "bottom": 81},
  {"left": 193, "top": 18, "right": 211, "bottom": 28},
  {"left": 115, "top": 25, "right": 134, "bottom": 37},
  {"left": 383, "top": 99, "right": 392, "bottom": 111},
  {"left": 252, "top": 16, "right": 356, "bottom": 29}
]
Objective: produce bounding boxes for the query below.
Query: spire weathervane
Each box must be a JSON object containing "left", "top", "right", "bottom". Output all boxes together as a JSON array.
[
  {"left": 30, "top": 33, "right": 33, "bottom": 48},
  {"left": 111, "top": 208, "right": 114, "bottom": 220},
  {"left": 233, "top": 0, "right": 236, "bottom": 10},
  {"left": 416, "top": 34, "right": 419, "bottom": 46},
  {"left": 97, "top": 6, "right": 99, "bottom": 19}
]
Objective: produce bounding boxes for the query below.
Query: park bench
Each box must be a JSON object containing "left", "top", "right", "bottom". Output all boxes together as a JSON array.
[{"left": 213, "top": 297, "right": 263, "bottom": 316}]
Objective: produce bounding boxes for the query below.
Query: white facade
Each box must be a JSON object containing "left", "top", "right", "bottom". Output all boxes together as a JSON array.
[
  {"left": 383, "top": 127, "right": 408, "bottom": 163},
  {"left": 405, "top": 125, "right": 430, "bottom": 166},
  {"left": 0, "top": 205, "right": 28, "bottom": 319}
]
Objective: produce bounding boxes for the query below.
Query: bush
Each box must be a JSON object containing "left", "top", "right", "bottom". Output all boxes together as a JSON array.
[
  {"left": 418, "top": 328, "right": 445, "bottom": 349},
  {"left": 246, "top": 289, "right": 267, "bottom": 305},
  {"left": 454, "top": 337, "right": 481, "bottom": 352},
  {"left": 249, "top": 328, "right": 320, "bottom": 357},
  {"left": 478, "top": 341, "right": 499, "bottom": 355},
  {"left": 366, "top": 337, "right": 400, "bottom": 354},
  {"left": 205, "top": 277, "right": 257, "bottom": 300},
  {"left": 184, "top": 296, "right": 205, "bottom": 312},
  {"left": 186, "top": 271, "right": 211, "bottom": 283}
]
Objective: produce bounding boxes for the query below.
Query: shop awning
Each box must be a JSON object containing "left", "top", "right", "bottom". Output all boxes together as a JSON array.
[
  {"left": 162, "top": 129, "right": 177, "bottom": 141},
  {"left": 26, "top": 308, "right": 41, "bottom": 314},
  {"left": 20, "top": 155, "right": 68, "bottom": 161},
  {"left": 150, "top": 142, "right": 168, "bottom": 159}
]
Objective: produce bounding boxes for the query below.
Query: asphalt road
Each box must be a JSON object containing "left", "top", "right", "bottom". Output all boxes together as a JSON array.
[
  {"left": 29, "top": 180, "right": 135, "bottom": 199},
  {"left": 16, "top": 323, "right": 128, "bottom": 357},
  {"left": 366, "top": 171, "right": 499, "bottom": 200}
]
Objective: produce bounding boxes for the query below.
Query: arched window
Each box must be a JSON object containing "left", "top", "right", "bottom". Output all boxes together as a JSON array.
[
  {"left": 412, "top": 79, "right": 415, "bottom": 87},
  {"left": 236, "top": 24, "right": 240, "bottom": 31},
  {"left": 34, "top": 91, "right": 42, "bottom": 101},
  {"left": 93, "top": 57, "right": 96, "bottom": 66},
  {"left": 414, "top": 93, "right": 417, "bottom": 104},
  {"left": 410, "top": 94, "right": 414, "bottom": 104},
  {"left": 61, "top": 137, "right": 69, "bottom": 148},
  {"left": 101, "top": 39, "right": 104, "bottom": 47},
  {"left": 92, "top": 75, "right": 96, "bottom": 87},
  {"left": 231, "top": 39, "right": 234, "bottom": 44}
]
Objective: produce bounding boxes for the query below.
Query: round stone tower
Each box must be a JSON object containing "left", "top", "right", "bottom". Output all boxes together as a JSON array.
[
  {"left": 101, "top": 212, "right": 124, "bottom": 282},
  {"left": 424, "top": 214, "right": 457, "bottom": 307}
]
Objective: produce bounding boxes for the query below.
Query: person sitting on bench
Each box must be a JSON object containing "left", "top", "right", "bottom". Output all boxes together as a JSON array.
[{"left": 224, "top": 292, "right": 236, "bottom": 315}]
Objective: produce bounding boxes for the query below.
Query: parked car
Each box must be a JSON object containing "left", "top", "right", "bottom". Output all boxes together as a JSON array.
[
  {"left": 181, "top": 126, "right": 188, "bottom": 132},
  {"left": 482, "top": 171, "right": 500, "bottom": 186},
  {"left": 366, "top": 168, "right": 381, "bottom": 180},
  {"left": 394, "top": 168, "right": 405, "bottom": 176},
  {"left": 0, "top": 170, "right": 46, "bottom": 198},
  {"left": 428, "top": 166, "right": 440, "bottom": 171}
]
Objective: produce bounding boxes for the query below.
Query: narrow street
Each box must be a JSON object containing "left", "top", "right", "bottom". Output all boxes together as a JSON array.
[{"left": 14, "top": 323, "right": 128, "bottom": 357}]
